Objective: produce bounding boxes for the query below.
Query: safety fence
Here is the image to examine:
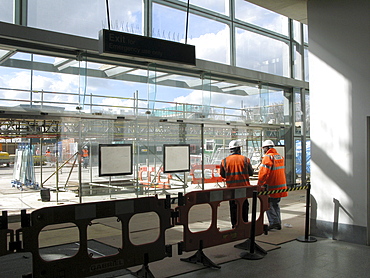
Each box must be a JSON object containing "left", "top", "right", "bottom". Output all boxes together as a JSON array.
[{"left": 0, "top": 184, "right": 312, "bottom": 278}]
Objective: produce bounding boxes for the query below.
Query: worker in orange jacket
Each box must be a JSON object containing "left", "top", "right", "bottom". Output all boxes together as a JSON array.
[
  {"left": 220, "top": 140, "right": 254, "bottom": 228},
  {"left": 82, "top": 146, "right": 89, "bottom": 169},
  {"left": 257, "top": 139, "right": 288, "bottom": 230}
]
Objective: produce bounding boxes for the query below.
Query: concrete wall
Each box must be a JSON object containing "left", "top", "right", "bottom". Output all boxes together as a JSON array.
[{"left": 308, "top": 0, "right": 370, "bottom": 244}]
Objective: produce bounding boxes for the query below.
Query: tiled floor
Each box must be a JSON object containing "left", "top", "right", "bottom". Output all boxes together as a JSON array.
[{"left": 169, "top": 237, "right": 370, "bottom": 278}]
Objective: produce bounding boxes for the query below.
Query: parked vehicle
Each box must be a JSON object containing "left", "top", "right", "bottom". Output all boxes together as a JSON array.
[{"left": 0, "top": 151, "right": 11, "bottom": 167}]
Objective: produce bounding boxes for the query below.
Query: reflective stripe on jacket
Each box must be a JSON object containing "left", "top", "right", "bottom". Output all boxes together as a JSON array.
[
  {"left": 257, "top": 148, "right": 288, "bottom": 198},
  {"left": 220, "top": 154, "right": 251, "bottom": 187}
]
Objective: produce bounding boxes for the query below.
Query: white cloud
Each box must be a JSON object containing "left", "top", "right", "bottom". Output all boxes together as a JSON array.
[
  {"left": 6, "top": 71, "right": 31, "bottom": 90},
  {"left": 173, "top": 90, "right": 203, "bottom": 105},
  {"left": 185, "top": 27, "right": 230, "bottom": 64}
]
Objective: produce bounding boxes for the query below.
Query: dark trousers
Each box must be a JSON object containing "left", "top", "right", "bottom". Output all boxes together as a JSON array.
[
  {"left": 83, "top": 157, "right": 89, "bottom": 168},
  {"left": 229, "top": 199, "right": 249, "bottom": 227},
  {"left": 266, "top": 197, "right": 281, "bottom": 225}
]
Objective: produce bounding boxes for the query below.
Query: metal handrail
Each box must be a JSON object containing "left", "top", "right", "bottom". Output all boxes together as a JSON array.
[{"left": 0, "top": 87, "right": 285, "bottom": 125}]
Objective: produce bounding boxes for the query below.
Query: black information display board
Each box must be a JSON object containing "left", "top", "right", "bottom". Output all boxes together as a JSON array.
[{"left": 99, "top": 29, "right": 196, "bottom": 66}]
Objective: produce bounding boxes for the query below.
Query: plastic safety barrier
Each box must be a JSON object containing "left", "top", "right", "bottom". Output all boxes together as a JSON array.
[
  {"left": 175, "top": 185, "right": 268, "bottom": 253},
  {"left": 13, "top": 196, "right": 172, "bottom": 278},
  {"left": 0, "top": 183, "right": 313, "bottom": 276},
  {"left": 190, "top": 164, "right": 225, "bottom": 185},
  {"left": 138, "top": 166, "right": 172, "bottom": 189},
  {"left": 0, "top": 211, "right": 15, "bottom": 256}
]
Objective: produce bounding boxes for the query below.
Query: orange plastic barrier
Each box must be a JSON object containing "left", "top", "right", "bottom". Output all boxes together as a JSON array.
[
  {"left": 15, "top": 196, "right": 172, "bottom": 278},
  {"left": 138, "top": 166, "right": 171, "bottom": 189},
  {"left": 175, "top": 186, "right": 268, "bottom": 252},
  {"left": 190, "top": 164, "right": 225, "bottom": 184}
]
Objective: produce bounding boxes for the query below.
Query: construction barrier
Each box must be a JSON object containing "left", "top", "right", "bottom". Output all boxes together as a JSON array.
[
  {"left": 0, "top": 211, "right": 14, "bottom": 256},
  {"left": 10, "top": 196, "right": 172, "bottom": 278},
  {"left": 175, "top": 186, "right": 268, "bottom": 253},
  {"left": 0, "top": 183, "right": 312, "bottom": 277},
  {"left": 138, "top": 166, "right": 172, "bottom": 189},
  {"left": 190, "top": 164, "right": 225, "bottom": 185}
]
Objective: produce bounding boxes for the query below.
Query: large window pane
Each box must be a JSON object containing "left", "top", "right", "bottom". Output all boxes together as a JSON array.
[
  {"left": 152, "top": 4, "right": 185, "bottom": 42},
  {"left": 28, "top": 0, "right": 142, "bottom": 39},
  {"left": 109, "top": 0, "right": 143, "bottom": 35},
  {"left": 293, "top": 20, "right": 301, "bottom": 42},
  {"left": 303, "top": 24, "right": 308, "bottom": 44},
  {"left": 0, "top": 0, "right": 13, "bottom": 23},
  {"left": 178, "top": 0, "right": 229, "bottom": 15},
  {"left": 304, "top": 47, "right": 309, "bottom": 82},
  {"left": 153, "top": 4, "right": 230, "bottom": 64},
  {"left": 188, "top": 13, "right": 230, "bottom": 64},
  {"left": 235, "top": 28, "right": 289, "bottom": 77},
  {"left": 0, "top": 67, "right": 31, "bottom": 106},
  {"left": 258, "top": 87, "right": 286, "bottom": 125},
  {"left": 293, "top": 43, "right": 303, "bottom": 80},
  {"left": 235, "top": 0, "right": 289, "bottom": 36}
]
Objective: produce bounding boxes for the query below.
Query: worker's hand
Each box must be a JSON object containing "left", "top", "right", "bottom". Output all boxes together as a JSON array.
[{"left": 258, "top": 184, "right": 267, "bottom": 191}]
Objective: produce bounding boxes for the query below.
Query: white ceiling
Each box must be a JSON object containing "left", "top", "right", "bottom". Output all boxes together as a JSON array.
[{"left": 246, "top": 0, "right": 308, "bottom": 24}]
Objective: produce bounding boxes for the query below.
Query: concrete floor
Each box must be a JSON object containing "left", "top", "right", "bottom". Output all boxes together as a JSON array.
[
  {"left": 2, "top": 236, "right": 369, "bottom": 278},
  {"left": 169, "top": 237, "right": 370, "bottom": 278}
]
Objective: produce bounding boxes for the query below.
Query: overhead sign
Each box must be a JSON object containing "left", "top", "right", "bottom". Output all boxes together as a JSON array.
[{"left": 99, "top": 29, "right": 196, "bottom": 66}]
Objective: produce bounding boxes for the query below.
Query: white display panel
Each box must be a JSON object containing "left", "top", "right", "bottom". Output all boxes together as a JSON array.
[
  {"left": 99, "top": 144, "right": 132, "bottom": 176},
  {"left": 163, "top": 144, "right": 190, "bottom": 173}
]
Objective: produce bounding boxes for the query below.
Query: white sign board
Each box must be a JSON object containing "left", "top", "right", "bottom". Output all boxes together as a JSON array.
[
  {"left": 163, "top": 144, "right": 190, "bottom": 173},
  {"left": 99, "top": 144, "right": 132, "bottom": 176}
]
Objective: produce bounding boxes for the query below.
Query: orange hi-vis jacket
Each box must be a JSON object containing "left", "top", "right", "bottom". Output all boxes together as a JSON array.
[
  {"left": 82, "top": 149, "right": 89, "bottom": 157},
  {"left": 257, "top": 148, "right": 288, "bottom": 198},
  {"left": 220, "top": 154, "right": 251, "bottom": 187}
]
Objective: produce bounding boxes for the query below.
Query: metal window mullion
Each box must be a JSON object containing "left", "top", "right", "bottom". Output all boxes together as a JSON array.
[
  {"left": 230, "top": 0, "right": 235, "bottom": 66},
  {"left": 288, "top": 18, "right": 294, "bottom": 79},
  {"left": 290, "top": 89, "right": 298, "bottom": 185},
  {"left": 300, "top": 23, "right": 305, "bottom": 82},
  {"left": 14, "top": 0, "right": 27, "bottom": 26},
  {"left": 143, "top": 0, "right": 152, "bottom": 37},
  {"left": 300, "top": 88, "right": 307, "bottom": 185}
]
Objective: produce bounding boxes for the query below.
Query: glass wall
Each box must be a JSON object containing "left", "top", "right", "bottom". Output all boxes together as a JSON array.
[
  {"left": 2, "top": 0, "right": 309, "bottom": 80},
  {"left": 28, "top": 0, "right": 143, "bottom": 38},
  {"left": 0, "top": 1, "right": 308, "bottom": 211},
  {"left": 1, "top": 49, "right": 290, "bottom": 124},
  {"left": 0, "top": 46, "right": 290, "bottom": 203}
]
